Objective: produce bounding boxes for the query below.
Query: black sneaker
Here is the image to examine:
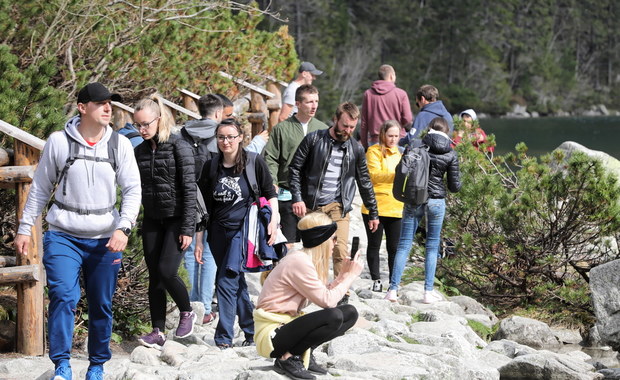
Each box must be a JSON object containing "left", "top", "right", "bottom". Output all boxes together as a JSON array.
[
  {"left": 337, "top": 294, "right": 349, "bottom": 306},
  {"left": 274, "top": 356, "right": 316, "bottom": 380},
  {"left": 372, "top": 280, "right": 383, "bottom": 292},
  {"left": 308, "top": 352, "right": 328, "bottom": 375},
  {"left": 241, "top": 339, "right": 255, "bottom": 347}
]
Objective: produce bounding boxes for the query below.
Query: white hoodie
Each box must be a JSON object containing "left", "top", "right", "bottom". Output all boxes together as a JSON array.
[{"left": 18, "top": 116, "right": 141, "bottom": 239}]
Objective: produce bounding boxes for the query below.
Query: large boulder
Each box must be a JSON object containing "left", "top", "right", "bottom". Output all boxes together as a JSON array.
[
  {"left": 493, "top": 316, "right": 561, "bottom": 349},
  {"left": 498, "top": 350, "right": 601, "bottom": 380},
  {"left": 555, "top": 141, "right": 620, "bottom": 182},
  {"left": 590, "top": 259, "right": 620, "bottom": 351}
]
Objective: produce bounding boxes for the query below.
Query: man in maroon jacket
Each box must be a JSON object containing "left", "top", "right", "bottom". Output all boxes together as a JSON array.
[{"left": 360, "top": 64, "right": 413, "bottom": 149}]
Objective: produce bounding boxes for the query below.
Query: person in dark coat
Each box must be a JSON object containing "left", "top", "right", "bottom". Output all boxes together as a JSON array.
[
  {"left": 198, "top": 118, "right": 279, "bottom": 349},
  {"left": 133, "top": 96, "right": 197, "bottom": 348},
  {"left": 386, "top": 117, "right": 461, "bottom": 304}
]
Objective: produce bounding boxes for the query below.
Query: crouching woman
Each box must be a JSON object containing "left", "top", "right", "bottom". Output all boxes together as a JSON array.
[{"left": 254, "top": 212, "right": 363, "bottom": 380}]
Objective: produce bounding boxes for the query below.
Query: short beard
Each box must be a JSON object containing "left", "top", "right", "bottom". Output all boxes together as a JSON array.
[{"left": 333, "top": 129, "right": 350, "bottom": 142}]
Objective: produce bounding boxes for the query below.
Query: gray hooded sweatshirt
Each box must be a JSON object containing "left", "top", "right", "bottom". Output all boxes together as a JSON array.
[{"left": 18, "top": 115, "right": 142, "bottom": 239}]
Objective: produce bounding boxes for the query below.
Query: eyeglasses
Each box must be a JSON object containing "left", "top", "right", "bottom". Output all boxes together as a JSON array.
[
  {"left": 217, "top": 135, "right": 239, "bottom": 142},
  {"left": 132, "top": 117, "right": 158, "bottom": 130}
]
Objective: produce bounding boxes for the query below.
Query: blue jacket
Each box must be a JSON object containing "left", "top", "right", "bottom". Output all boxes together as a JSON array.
[
  {"left": 118, "top": 123, "right": 144, "bottom": 148},
  {"left": 224, "top": 200, "right": 284, "bottom": 274},
  {"left": 403, "top": 101, "right": 454, "bottom": 144}
]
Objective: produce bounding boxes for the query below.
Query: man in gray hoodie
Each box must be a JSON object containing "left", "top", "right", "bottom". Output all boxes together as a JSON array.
[{"left": 14, "top": 82, "right": 142, "bottom": 380}]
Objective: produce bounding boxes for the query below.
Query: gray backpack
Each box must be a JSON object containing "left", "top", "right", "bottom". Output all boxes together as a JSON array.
[
  {"left": 392, "top": 144, "right": 430, "bottom": 205},
  {"left": 52, "top": 131, "right": 120, "bottom": 215}
]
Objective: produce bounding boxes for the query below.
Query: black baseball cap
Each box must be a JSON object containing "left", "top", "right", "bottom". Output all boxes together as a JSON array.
[
  {"left": 299, "top": 61, "right": 323, "bottom": 76},
  {"left": 77, "top": 82, "right": 122, "bottom": 104}
]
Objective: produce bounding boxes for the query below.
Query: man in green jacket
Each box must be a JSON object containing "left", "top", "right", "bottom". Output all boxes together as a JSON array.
[{"left": 264, "top": 84, "right": 328, "bottom": 245}]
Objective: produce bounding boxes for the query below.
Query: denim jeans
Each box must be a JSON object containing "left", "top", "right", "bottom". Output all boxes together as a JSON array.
[
  {"left": 389, "top": 198, "right": 446, "bottom": 292},
  {"left": 183, "top": 230, "right": 216, "bottom": 314},
  {"left": 208, "top": 223, "right": 254, "bottom": 346},
  {"left": 43, "top": 231, "right": 121, "bottom": 367}
]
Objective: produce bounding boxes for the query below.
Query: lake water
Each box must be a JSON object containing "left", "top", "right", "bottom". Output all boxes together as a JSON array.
[{"left": 483, "top": 116, "right": 620, "bottom": 159}]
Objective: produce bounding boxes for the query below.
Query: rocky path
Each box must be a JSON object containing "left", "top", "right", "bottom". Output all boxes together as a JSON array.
[{"left": 0, "top": 196, "right": 612, "bottom": 380}]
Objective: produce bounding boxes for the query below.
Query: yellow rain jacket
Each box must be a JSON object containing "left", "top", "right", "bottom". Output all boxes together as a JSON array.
[{"left": 361, "top": 144, "right": 403, "bottom": 218}]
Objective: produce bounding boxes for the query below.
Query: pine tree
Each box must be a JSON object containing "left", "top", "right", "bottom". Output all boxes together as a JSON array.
[{"left": 0, "top": 44, "right": 66, "bottom": 146}]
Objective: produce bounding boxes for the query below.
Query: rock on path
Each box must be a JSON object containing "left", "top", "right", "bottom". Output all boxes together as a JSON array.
[{"left": 0, "top": 193, "right": 606, "bottom": 380}]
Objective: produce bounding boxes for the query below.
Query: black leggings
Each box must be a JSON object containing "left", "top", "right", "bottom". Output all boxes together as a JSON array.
[
  {"left": 142, "top": 216, "right": 191, "bottom": 331},
  {"left": 362, "top": 214, "right": 402, "bottom": 281},
  {"left": 270, "top": 304, "right": 358, "bottom": 358}
]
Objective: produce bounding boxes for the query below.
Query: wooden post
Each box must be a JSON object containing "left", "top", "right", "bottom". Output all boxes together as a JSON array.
[
  {"left": 14, "top": 140, "right": 45, "bottom": 356},
  {"left": 179, "top": 89, "right": 200, "bottom": 115},
  {"left": 266, "top": 82, "right": 282, "bottom": 132},
  {"left": 250, "top": 91, "right": 268, "bottom": 137}
]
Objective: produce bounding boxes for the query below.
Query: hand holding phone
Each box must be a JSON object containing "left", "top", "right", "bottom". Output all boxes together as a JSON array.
[{"left": 350, "top": 236, "right": 359, "bottom": 260}]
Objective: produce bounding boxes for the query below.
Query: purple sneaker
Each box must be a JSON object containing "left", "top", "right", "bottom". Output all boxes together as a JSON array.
[
  {"left": 138, "top": 328, "right": 166, "bottom": 349},
  {"left": 203, "top": 311, "right": 217, "bottom": 324},
  {"left": 175, "top": 311, "right": 196, "bottom": 338}
]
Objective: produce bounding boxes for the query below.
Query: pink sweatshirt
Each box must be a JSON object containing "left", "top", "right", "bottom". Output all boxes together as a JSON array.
[
  {"left": 256, "top": 250, "right": 354, "bottom": 316},
  {"left": 361, "top": 80, "right": 413, "bottom": 148}
]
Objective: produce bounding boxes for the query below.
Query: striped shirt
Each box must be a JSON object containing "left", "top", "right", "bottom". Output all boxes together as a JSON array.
[{"left": 317, "top": 142, "right": 344, "bottom": 206}]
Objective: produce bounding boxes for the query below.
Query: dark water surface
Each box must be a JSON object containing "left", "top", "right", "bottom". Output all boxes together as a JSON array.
[{"left": 483, "top": 116, "right": 620, "bottom": 159}]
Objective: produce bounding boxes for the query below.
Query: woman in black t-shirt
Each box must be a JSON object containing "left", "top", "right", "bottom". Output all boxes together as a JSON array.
[{"left": 198, "top": 119, "right": 279, "bottom": 349}]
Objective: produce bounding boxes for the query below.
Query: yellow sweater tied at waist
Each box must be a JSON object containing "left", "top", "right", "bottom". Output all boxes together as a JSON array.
[{"left": 253, "top": 308, "right": 310, "bottom": 368}]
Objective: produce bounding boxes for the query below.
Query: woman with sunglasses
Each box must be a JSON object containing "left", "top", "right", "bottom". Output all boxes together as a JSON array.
[
  {"left": 198, "top": 119, "right": 279, "bottom": 349},
  {"left": 133, "top": 96, "right": 197, "bottom": 349},
  {"left": 254, "top": 212, "right": 363, "bottom": 380}
]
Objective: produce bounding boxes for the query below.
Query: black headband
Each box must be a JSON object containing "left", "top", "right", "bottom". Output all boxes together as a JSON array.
[{"left": 300, "top": 222, "right": 337, "bottom": 248}]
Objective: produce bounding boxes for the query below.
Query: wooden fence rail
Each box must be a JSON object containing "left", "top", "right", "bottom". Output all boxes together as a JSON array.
[{"left": 0, "top": 119, "right": 45, "bottom": 356}]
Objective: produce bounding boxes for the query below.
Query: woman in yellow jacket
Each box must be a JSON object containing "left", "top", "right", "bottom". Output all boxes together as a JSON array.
[{"left": 362, "top": 120, "right": 404, "bottom": 292}]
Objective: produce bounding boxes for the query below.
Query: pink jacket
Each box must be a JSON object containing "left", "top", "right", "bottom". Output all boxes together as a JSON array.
[{"left": 361, "top": 80, "right": 413, "bottom": 148}]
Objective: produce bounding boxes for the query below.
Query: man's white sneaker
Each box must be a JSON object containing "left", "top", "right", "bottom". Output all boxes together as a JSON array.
[
  {"left": 384, "top": 289, "right": 397, "bottom": 302},
  {"left": 423, "top": 290, "right": 443, "bottom": 304}
]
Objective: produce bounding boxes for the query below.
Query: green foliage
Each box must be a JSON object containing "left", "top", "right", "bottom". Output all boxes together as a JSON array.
[
  {"left": 408, "top": 312, "right": 423, "bottom": 325},
  {"left": 466, "top": 319, "right": 497, "bottom": 342},
  {"left": 1, "top": 2, "right": 297, "bottom": 114},
  {"left": 401, "top": 336, "right": 420, "bottom": 345},
  {"left": 439, "top": 134, "right": 620, "bottom": 325},
  {"left": 260, "top": 0, "right": 620, "bottom": 115},
  {"left": 0, "top": 44, "right": 66, "bottom": 145}
]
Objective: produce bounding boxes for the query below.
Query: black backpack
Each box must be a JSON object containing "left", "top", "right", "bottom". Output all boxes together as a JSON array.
[
  {"left": 393, "top": 144, "right": 430, "bottom": 205},
  {"left": 180, "top": 127, "right": 216, "bottom": 181}
]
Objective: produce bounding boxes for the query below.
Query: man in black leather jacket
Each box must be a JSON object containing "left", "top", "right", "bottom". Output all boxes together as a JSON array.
[{"left": 289, "top": 102, "right": 379, "bottom": 281}]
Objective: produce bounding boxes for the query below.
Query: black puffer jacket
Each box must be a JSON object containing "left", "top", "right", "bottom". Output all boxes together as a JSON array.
[
  {"left": 288, "top": 128, "right": 378, "bottom": 219},
  {"left": 423, "top": 131, "right": 461, "bottom": 198},
  {"left": 135, "top": 133, "right": 197, "bottom": 236}
]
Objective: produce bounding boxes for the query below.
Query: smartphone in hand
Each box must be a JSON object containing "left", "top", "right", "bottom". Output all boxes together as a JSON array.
[{"left": 350, "top": 236, "right": 359, "bottom": 260}]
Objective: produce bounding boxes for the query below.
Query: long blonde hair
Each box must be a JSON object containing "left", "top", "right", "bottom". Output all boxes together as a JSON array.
[
  {"left": 134, "top": 94, "right": 175, "bottom": 143},
  {"left": 298, "top": 212, "right": 334, "bottom": 284}
]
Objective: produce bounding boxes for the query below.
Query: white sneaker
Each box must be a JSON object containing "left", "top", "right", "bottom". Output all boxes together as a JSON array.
[
  {"left": 384, "top": 289, "right": 397, "bottom": 302},
  {"left": 423, "top": 290, "right": 443, "bottom": 304}
]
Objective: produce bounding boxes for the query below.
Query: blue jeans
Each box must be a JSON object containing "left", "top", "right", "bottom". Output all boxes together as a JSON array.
[
  {"left": 208, "top": 223, "right": 254, "bottom": 346},
  {"left": 183, "top": 230, "right": 216, "bottom": 314},
  {"left": 389, "top": 198, "right": 446, "bottom": 292},
  {"left": 43, "top": 231, "right": 122, "bottom": 367}
]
